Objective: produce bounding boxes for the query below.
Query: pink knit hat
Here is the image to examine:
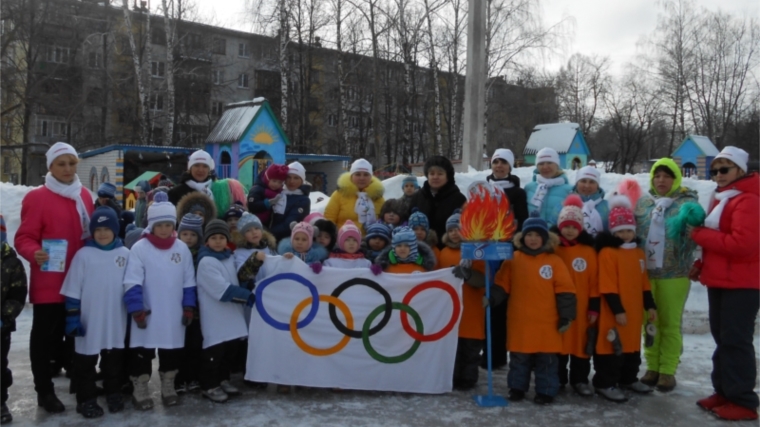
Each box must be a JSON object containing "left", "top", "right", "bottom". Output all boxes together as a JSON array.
[
  {"left": 337, "top": 220, "right": 362, "bottom": 250},
  {"left": 291, "top": 222, "right": 314, "bottom": 249},
  {"left": 264, "top": 164, "right": 290, "bottom": 183},
  {"left": 303, "top": 212, "right": 325, "bottom": 226},
  {"left": 608, "top": 195, "right": 636, "bottom": 233},
  {"left": 558, "top": 194, "right": 584, "bottom": 231}
]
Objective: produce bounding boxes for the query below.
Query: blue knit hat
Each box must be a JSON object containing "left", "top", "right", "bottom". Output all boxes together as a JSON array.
[
  {"left": 90, "top": 206, "right": 120, "bottom": 239},
  {"left": 365, "top": 222, "right": 391, "bottom": 244},
  {"left": 136, "top": 180, "right": 151, "bottom": 194},
  {"left": 408, "top": 209, "right": 429, "bottom": 231},
  {"left": 446, "top": 209, "right": 462, "bottom": 231},
  {"left": 391, "top": 226, "right": 418, "bottom": 261},
  {"left": 97, "top": 182, "right": 117, "bottom": 199},
  {"left": 238, "top": 212, "right": 263, "bottom": 235},
  {"left": 522, "top": 211, "right": 549, "bottom": 244},
  {"left": 0, "top": 215, "right": 7, "bottom": 244},
  {"left": 178, "top": 213, "right": 204, "bottom": 241},
  {"left": 401, "top": 175, "right": 419, "bottom": 190}
]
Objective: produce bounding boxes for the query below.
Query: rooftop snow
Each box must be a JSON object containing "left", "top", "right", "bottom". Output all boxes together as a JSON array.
[
  {"left": 206, "top": 102, "right": 263, "bottom": 144},
  {"left": 524, "top": 122, "right": 581, "bottom": 155},
  {"left": 688, "top": 135, "right": 719, "bottom": 156}
]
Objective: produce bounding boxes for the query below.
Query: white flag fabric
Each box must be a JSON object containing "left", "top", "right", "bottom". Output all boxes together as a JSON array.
[{"left": 245, "top": 256, "right": 464, "bottom": 394}]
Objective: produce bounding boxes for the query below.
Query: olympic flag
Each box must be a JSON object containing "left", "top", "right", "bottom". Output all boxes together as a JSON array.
[{"left": 245, "top": 256, "right": 464, "bottom": 394}]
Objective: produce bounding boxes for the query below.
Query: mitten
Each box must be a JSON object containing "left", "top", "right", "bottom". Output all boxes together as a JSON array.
[
  {"left": 370, "top": 264, "right": 383, "bottom": 276},
  {"left": 181, "top": 307, "right": 194, "bottom": 326},
  {"left": 452, "top": 265, "right": 472, "bottom": 281},
  {"left": 132, "top": 310, "right": 149, "bottom": 329},
  {"left": 310, "top": 262, "right": 323, "bottom": 274},
  {"left": 246, "top": 293, "right": 256, "bottom": 308},
  {"left": 65, "top": 315, "right": 86, "bottom": 337},
  {"left": 268, "top": 194, "right": 283, "bottom": 206},
  {"left": 557, "top": 318, "right": 571, "bottom": 333},
  {"left": 644, "top": 322, "right": 657, "bottom": 348},
  {"left": 607, "top": 327, "right": 623, "bottom": 356},
  {"left": 585, "top": 326, "right": 598, "bottom": 356}
]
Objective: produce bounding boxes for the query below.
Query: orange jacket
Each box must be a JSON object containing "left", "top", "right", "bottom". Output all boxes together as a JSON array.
[
  {"left": 495, "top": 241, "right": 576, "bottom": 353},
  {"left": 596, "top": 243, "right": 651, "bottom": 355},
  {"left": 555, "top": 243, "right": 599, "bottom": 358},
  {"left": 438, "top": 243, "right": 487, "bottom": 339},
  {"left": 385, "top": 262, "right": 427, "bottom": 274}
]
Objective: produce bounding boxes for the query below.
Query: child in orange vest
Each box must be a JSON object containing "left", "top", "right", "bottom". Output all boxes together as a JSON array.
[
  {"left": 375, "top": 226, "right": 436, "bottom": 273},
  {"left": 592, "top": 195, "right": 657, "bottom": 402},
  {"left": 552, "top": 195, "right": 599, "bottom": 397},
  {"left": 495, "top": 212, "right": 576, "bottom": 405}
]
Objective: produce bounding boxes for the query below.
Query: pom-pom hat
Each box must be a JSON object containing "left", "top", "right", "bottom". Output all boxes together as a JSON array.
[
  {"left": 291, "top": 221, "right": 315, "bottom": 249},
  {"left": 337, "top": 220, "right": 362, "bottom": 250},
  {"left": 238, "top": 212, "right": 263, "bottom": 235},
  {"left": 558, "top": 194, "right": 584, "bottom": 231},
  {"left": 608, "top": 195, "right": 636, "bottom": 233}
]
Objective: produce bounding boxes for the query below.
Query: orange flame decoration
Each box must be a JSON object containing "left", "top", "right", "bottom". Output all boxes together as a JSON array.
[{"left": 460, "top": 181, "right": 516, "bottom": 242}]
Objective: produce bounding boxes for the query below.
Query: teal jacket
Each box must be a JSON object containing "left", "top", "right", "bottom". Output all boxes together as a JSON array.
[
  {"left": 524, "top": 171, "right": 573, "bottom": 228},
  {"left": 572, "top": 186, "right": 610, "bottom": 233}
]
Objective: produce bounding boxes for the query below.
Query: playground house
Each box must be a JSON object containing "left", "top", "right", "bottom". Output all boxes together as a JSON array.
[
  {"left": 523, "top": 123, "right": 591, "bottom": 169},
  {"left": 670, "top": 135, "right": 719, "bottom": 179}
]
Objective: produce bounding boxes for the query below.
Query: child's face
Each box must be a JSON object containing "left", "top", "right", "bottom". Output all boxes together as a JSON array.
[
  {"left": 413, "top": 226, "right": 427, "bottom": 241},
  {"left": 342, "top": 237, "right": 360, "bottom": 254},
  {"left": 614, "top": 229, "right": 636, "bottom": 243},
  {"left": 316, "top": 231, "right": 332, "bottom": 248},
  {"left": 368, "top": 237, "right": 387, "bottom": 251},
  {"left": 136, "top": 190, "right": 146, "bottom": 199},
  {"left": 152, "top": 222, "right": 175, "bottom": 239},
  {"left": 227, "top": 217, "right": 239, "bottom": 231},
  {"left": 383, "top": 211, "right": 400, "bottom": 225},
  {"left": 292, "top": 232, "right": 311, "bottom": 253},
  {"left": 93, "top": 227, "right": 115, "bottom": 246},
  {"left": 245, "top": 228, "right": 263, "bottom": 244},
  {"left": 560, "top": 226, "right": 580, "bottom": 241},
  {"left": 98, "top": 196, "right": 110, "bottom": 206},
  {"left": 268, "top": 179, "right": 284, "bottom": 191},
  {"left": 179, "top": 230, "right": 199, "bottom": 247},
  {"left": 523, "top": 231, "right": 544, "bottom": 250},
  {"left": 394, "top": 243, "right": 411, "bottom": 259},
  {"left": 403, "top": 182, "right": 417, "bottom": 196},
  {"left": 447, "top": 228, "right": 462, "bottom": 244},
  {"left": 206, "top": 234, "right": 228, "bottom": 252}
]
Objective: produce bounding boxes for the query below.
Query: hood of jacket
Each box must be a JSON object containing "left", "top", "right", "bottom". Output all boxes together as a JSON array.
[
  {"left": 336, "top": 172, "right": 385, "bottom": 200},
  {"left": 513, "top": 230, "right": 559, "bottom": 255},
  {"left": 649, "top": 158, "right": 682, "bottom": 197},
  {"left": 441, "top": 232, "right": 462, "bottom": 249}
]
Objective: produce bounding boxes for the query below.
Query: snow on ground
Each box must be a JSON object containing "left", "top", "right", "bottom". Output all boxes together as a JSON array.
[{"left": 3, "top": 168, "right": 757, "bottom": 426}]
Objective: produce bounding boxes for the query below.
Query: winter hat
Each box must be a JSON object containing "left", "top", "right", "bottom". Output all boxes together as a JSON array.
[
  {"left": 535, "top": 147, "right": 560, "bottom": 166},
  {"left": 89, "top": 206, "right": 120, "bottom": 238},
  {"left": 223, "top": 203, "right": 246, "bottom": 221},
  {"left": 46, "top": 142, "right": 78, "bottom": 169},
  {"left": 713, "top": 146, "right": 749, "bottom": 173},
  {"left": 0, "top": 215, "right": 6, "bottom": 244},
  {"left": 522, "top": 211, "right": 549, "bottom": 244},
  {"left": 423, "top": 155, "right": 455, "bottom": 183},
  {"left": 558, "top": 195, "right": 584, "bottom": 231},
  {"left": 238, "top": 212, "right": 263, "bottom": 235},
  {"left": 365, "top": 222, "right": 391, "bottom": 244},
  {"left": 189, "top": 202, "right": 206, "bottom": 216},
  {"left": 380, "top": 199, "right": 405, "bottom": 219},
  {"left": 304, "top": 212, "right": 325, "bottom": 226},
  {"left": 124, "top": 225, "right": 144, "bottom": 249},
  {"left": 446, "top": 209, "right": 462, "bottom": 231},
  {"left": 136, "top": 180, "right": 151, "bottom": 194},
  {"left": 491, "top": 148, "right": 515, "bottom": 169},
  {"left": 608, "top": 195, "right": 636, "bottom": 233},
  {"left": 188, "top": 149, "right": 215, "bottom": 170},
  {"left": 408, "top": 209, "right": 430, "bottom": 231},
  {"left": 337, "top": 220, "right": 362, "bottom": 250},
  {"left": 391, "top": 226, "right": 418, "bottom": 260},
  {"left": 121, "top": 210, "right": 135, "bottom": 226},
  {"left": 153, "top": 191, "right": 169, "bottom": 203},
  {"left": 146, "top": 199, "right": 176, "bottom": 232},
  {"left": 97, "top": 182, "right": 117, "bottom": 199},
  {"left": 179, "top": 213, "right": 204, "bottom": 241},
  {"left": 350, "top": 158, "right": 373, "bottom": 175},
  {"left": 313, "top": 219, "right": 337, "bottom": 249},
  {"left": 265, "top": 164, "right": 290, "bottom": 182},
  {"left": 401, "top": 175, "right": 419, "bottom": 190},
  {"left": 157, "top": 175, "right": 173, "bottom": 188},
  {"left": 288, "top": 161, "right": 306, "bottom": 181},
  {"left": 204, "top": 219, "right": 231, "bottom": 243},
  {"left": 576, "top": 166, "right": 601, "bottom": 184},
  {"left": 291, "top": 221, "right": 315, "bottom": 249}
]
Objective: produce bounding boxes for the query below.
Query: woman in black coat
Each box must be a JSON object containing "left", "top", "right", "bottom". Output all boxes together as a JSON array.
[{"left": 168, "top": 150, "right": 217, "bottom": 206}]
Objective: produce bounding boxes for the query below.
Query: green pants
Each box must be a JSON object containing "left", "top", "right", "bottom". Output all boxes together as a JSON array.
[{"left": 643, "top": 277, "right": 690, "bottom": 375}]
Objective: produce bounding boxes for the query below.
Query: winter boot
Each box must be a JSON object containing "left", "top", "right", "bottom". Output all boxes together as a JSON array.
[
  {"left": 220, "top": 380, "right": 241, "bottom": 396},
  {"left": 697, "top": 393, "right": 729, "bottom": 411},
  {"left": 75, "top": 399, "right": 104, "bottom": 419},
  {"left": 160, "top": 370, "right": 179, "bottom": 406},
  {"left": 106, "top": 393, "right": 124, "bottom": 413},
  {"left": 130, "top": 375, "right": 154, "bottom": 410},
  {"left": 711, "top": 403, "right": 759, "bottom": 421},
  {"left": 584, "top": 326, "right": 598, "bottom": 356},
  {"left": 508, "top": 389, "right": 525, "bottom": 402},
  {"left": 202, "top": 387, "right": 229, "bottom": 403},
  {"left": 533, "top": 394, "right": 554, "bottom": 405},
  {"left": 640, "top": 370, "right": 659, "bottom": 387},
  {"left": 595, "top": 387, "right": 628, "bottom": 403},
  {"left": 1, "top": 403, "right": 12, "bottom": 424},
  {"left": 620, "top": 381, "right": 653, "bottom": 394},
  {"left": 656, "top": 374, "right": 676, "bottom": 392},
  {"left": 644, "top": 322, "right": 656, "bottom": 348},
  {"left": 606, "top": 328, "right": 623, "bottom": 356},
  {"left": 37, "top": 393, "right": 65, "bottom": 413},
  {"left": 571, "top": 383, "right": 594, "bottom": 397}
]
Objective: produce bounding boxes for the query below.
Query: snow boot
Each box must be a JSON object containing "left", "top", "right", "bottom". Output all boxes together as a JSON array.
[
  {"left": 571, "top": 383, "right": 594, "bottom": 397},
  {"left": 220, "top": 380, "right": 241, "bottom": 396},
  {"left": 202, "top": 387, "right": 229, "bottom": 403},
  {"left": 697, "top": 393, "right": 729, "bottom": 411},
  {"left": 711, "top": 403, "right": 759, "bottom": 421},
  {"left": 160, "top": 370, "right": 179, "bottom": 406},
  {"left": 533, "top": 394, "right": 554, "bottom": 405},
  {"left": 656, "top": 374, "right": 676, "bottom": 392},
  {"left": 1, "top": 403, "right": 12, "bottom": 424},
  {"left": 584, "top": 326, "right": 598, "bottom": 356},
  {"left": 106, "top": 393, "right": 124, "bottom": 413},
  {"left": 37, "top": 393, "right": 65, "bottom": 413},
  {"left": 508, "top": 389, "right": 525, "bottom": 402},
  {"left": 595, "top": 387, "right": 628, "bottom": 403},
  {"left": 75, "top": 399, "right": 104, "bottom": 419},
  {"left": 606, "top": 328, "right": 623, "bottom": 356},
  {"left": 639, "top": 370, "right": 659, "bottom": 387},
  {"left": 130, "top": 375, "right": 154, "bottom": 410},
  {"left": 620, "top": 381, "right": 653, "bottom": 394}
]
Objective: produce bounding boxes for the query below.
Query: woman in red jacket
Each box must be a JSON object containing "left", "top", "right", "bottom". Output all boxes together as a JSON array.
[
  {"left": 690, "top": 146, "right": 759, "bottom": 421},
  {"left": 14, "top": 142, "right": 94, "bottom": 414}
]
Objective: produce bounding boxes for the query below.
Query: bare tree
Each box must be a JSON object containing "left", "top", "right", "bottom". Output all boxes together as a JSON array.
[
  {"left": 121, "top": 0, "right": 152, "bottom": 145},
  {"left": 554, "top": 52, "right": 610, "bottom": 136},
  {"left": 160, "top": 0, "right": 178, "bottom": 146},
  {"left": 421, "top": 0, "right": 446, "bottom": 154}
]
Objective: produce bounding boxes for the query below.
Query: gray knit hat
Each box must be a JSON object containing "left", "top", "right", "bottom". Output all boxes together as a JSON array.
[
  {"left": 204, "top": 219, "right": 231, "bottom": 243},
  {"left": 179, "top": 213, "right": 204, "bottom": 241}
]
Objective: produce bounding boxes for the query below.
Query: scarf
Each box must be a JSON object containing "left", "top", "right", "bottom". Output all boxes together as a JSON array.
[
  {"left": 198, "top": 246, "right": 232, "bottom": 261},
  {"left": 582, "top": 198, "right": 604, "bottom": 237},
  {"left": 559, "top": 236, "right": 577, "bottom": 247},
  {"left": 84, "top": 238, "right": 123, "bottom": 251},
  {"left": 45, "top": 172, "right": 91, "bottom": 239},
  {"left": 143, "top": 232, "right": 177, "bottom": 250},
  {"left": 355, "top": 192, "right": 376, "bottom": 227},
  {"left": 645, "top": 197, "right": 674, "bottom": 269},
  {"left": 330, "top": 250, "right": 365, "bottom": 260},
  {"left": 491, "top": 176, "right": 514, "bottom": 190},
  {"left": 621, "top": 242, "right": 637, "bottom": 250},
  {"left": 530, "top": 175, "right": 566, "bottom": 211},
  {"left": 186, "top": 179, "right": 214, "bottom": 200},
  {"left": 704, "top": 189, "right": 742, "bottom": 230}
]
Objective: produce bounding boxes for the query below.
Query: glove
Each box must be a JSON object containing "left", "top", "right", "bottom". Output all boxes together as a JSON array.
[
  {"left": 246, "top": 293, "right": 256, "bottom": 308},
  {"left": 370, "top": 264, "right": 383, "bottom": 276},
  {"left": 310, "top": 262, "right": 323, "bottom": 274},
  {"left": 181, "top": 307, "right": 194, "bottom": 326},
  {"left": 452, "top": 265, "right": 472, "bottom": 281},
  {"left": 65, "top": 315, "right": 86, "bottom": 337},
  {"left": 584, "top": 326, "right": 598, "bottom": 356},
  {"left": 606, "top": 327, "right": 623, "bottom": 356},
  {"left": 132, "top": 310, "right": 149, "bottom": 329},
  {"left": 644, "top": 322, "right": 657, "bottom": 348},
  {"left": 557, "top": 318, "right": 572, "bottom": 333},
  {"left": 268, "top": 194, "right": 283, "bottom": 206}
]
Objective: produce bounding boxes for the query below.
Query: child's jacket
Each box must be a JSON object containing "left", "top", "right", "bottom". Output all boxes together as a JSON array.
[
  {"left": 1, "top": 242, "right": 27, "bottom": 334},
  {"left": 437, "top": 234, "right": 487, "bottom": 340}
]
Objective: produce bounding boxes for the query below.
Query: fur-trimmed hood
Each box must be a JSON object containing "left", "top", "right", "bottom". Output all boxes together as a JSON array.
[
  {"left": 233, "top": 228, "right": 277, "bottom": 252},
  {"left": 336, "top": 172, "right": 385, "bottom": 200},
  {"left": 276, "top": 239, "right": 329, "bottom": 264},
  {"left": 375, "top": 240, "right": 437, "bottom": 271},
  {"left": 176, "top": 191, "right": 218, "bottom": 228},
  {"left": 512, "top": 230, "right": 560, "bottom": 254},
  {"left": 595, "top": 231, "right": 641, "bottom": 251},
  {"left": 550, "top": 226, "right": 596, "bottom": 248}
]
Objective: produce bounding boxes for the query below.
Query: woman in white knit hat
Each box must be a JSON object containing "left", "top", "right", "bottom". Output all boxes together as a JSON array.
[
  {"left": 524, "top": 147, "right": 573, "bottom": 227},
  {"left": 168, "top": 150, "right": 217, "bottom": 206},
  {"left": 269, "top": 161, "right": 313, "bottom": 241},
  {"left": 571, "top": 165, "right": 609, "bottom": 236},
  {"left": 324, "top": 158, "right": 385, "bottom": 235}
]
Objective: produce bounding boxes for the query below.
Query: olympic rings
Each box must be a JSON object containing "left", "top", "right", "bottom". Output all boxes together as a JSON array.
[
  {"left": 291, "top": 295, "right": 353, "bottom": 356},
  {"left": 256, "top": 273, "right": 319, "bottom": 331},
  {"left": 329, "top": 278, "right": 392, "bottom": 338},
  {"left": 400, "top": 280, "right": 461, "bottom": 342},
  {"left": 362, "top": 302, "right": 423, "bottom": 364}
]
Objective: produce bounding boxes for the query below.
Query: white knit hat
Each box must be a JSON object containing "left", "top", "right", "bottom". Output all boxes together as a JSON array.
[
  {"left": 350, "top": 158, "right": 373, "bottom": 175},
  {"left": 288, "top": 161, "right": 306, "bottom": 181},
  {"left": 577, "top": 165, "right": 601, "bottom": 184},
  {"left": 713, "top": 146, "right": 749, "bottom": 173},
  {"left": 188, "top": 150, "right": 215, "bottom": 170},
  {"left": 535, "top": 147, "right": 560, "bottom": 166},
  {"left": 491, "top": 148, "right": 515, "bottom": 169},
  {"left": 46, "top": 142, "right": 78, "bottom": 169},
  {"left": 146, "top": 201, "right": 177, "bottom": 233}
]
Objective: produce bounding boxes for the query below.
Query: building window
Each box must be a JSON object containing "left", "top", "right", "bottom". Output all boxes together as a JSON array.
[
  {"left": 348, "top": 115, "right": 359, "bottom": 128},
  {"left": 347, "top": 87, "right": 358, "bottom": 101},
  {"left": 150, "top": 94, "right": 164, "bottom": 111},
  {"left": 211, "top": 101, "right": 224, "bottom": 116},
  {"left": 88, "top": 52, "right": 101, "bottom": 68},
  {"left": 212, "top": 70, "right": 224, "bottom": 85},
  {"left": 327, "top": 114, "right": 337, "bottom": 127},
  {"left": 212, "top": 38, "right": 226, "bottom": 55},
  {"left": 47, "top": 46, "right": 70, "bottom": 64},
  {"left": 151, "top": 61, "right": 165, "bottom": 78},
  {"left": 238, "top": 73, "right": 249, "bottom": 88},
  {"left": 238, "top": 43, "right": 249, "bottom": 58}
]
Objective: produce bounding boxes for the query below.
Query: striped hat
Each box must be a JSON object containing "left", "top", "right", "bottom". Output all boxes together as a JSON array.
[
  {"left": 238, "top": 212, "right": 263, "bottom": 235},
  {"left": 179, "top": 213, "right": 204, "bottom": 241},
  {"left": 204, "top": 219, "right": 231, "bottom": 243},
  {"left": 408, "top": 209, "right": 429, "bottom": 231},
  {"left": 446, "top": 210, "right": 462, "bottom": 231},
  {"left": 391, "top": 226, "right": 418, "bottom": 261},
  {"left": 146, "top": 200, "right": 177, "bottom": 233},
  {"left": 365, "top": 222, "right": 391, "bottom": 244}
]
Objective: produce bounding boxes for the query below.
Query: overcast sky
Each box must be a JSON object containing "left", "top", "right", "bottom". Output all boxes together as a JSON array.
[{"left": 201, "top": 0, "right": 758, "bottom": 76}]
